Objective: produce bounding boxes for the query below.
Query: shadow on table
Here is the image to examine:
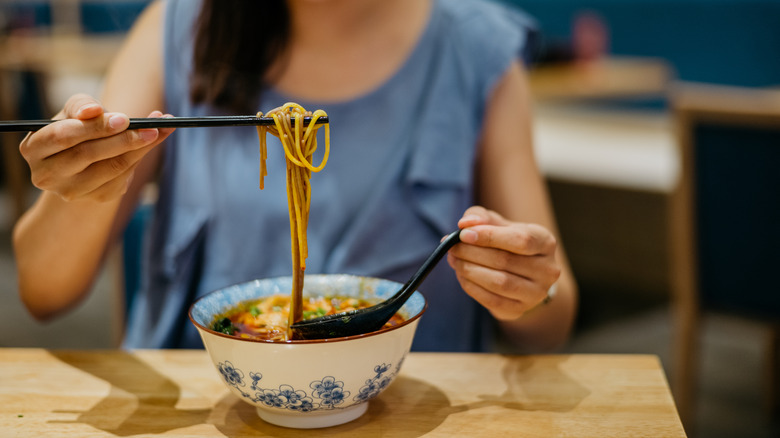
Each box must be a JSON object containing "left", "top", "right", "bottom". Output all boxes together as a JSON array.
[
  {"left": 45, "top": 352, "right": 589, "bottom": 437},
  {"left": 212, "top": 376, "right": 451, "bottom": 437},
  {"left": 214, "top": 356, "right": 590, "bottom": 437},
  {"left": 476, "top": 355, "right": 591, "bottom": 412},
  {"left": 47, "top": 351, "right": 211, "bottom": 436}
]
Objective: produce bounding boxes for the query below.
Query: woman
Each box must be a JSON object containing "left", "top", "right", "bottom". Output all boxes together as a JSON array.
[{"left": 13, "top": 0, "right": 577, "bottom": 352}]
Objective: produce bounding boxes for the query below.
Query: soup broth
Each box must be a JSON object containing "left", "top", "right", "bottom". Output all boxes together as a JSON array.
[{"left": 211, "top": 294, "right": 405, "bottom": 341}]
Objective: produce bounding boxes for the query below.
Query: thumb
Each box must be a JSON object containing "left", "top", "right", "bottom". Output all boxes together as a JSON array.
[{"left": 62, "top": 93, "right": 104, "bottom": 121}]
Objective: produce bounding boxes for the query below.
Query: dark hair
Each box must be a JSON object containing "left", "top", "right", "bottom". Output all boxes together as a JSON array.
[{"left": 190, "top": 0, "right": 291, "bottom": 113}]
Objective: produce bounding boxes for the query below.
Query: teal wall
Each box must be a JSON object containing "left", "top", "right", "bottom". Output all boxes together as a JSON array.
[
  {"left": 502, "top": 0, "right": 780, "bottom": 87},
  {"left": 1, "top": 0, "right": 150, "bottom": 34}
]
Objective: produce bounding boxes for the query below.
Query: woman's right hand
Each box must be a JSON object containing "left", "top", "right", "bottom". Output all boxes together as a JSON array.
[{"left": 19, "top": 93, "right": 173, "bottom": 203}]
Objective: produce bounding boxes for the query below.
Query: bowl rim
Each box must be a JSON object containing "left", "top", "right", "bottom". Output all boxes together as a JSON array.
[{"left": 188, "top": 274, "right": 428, "bottom": 344}]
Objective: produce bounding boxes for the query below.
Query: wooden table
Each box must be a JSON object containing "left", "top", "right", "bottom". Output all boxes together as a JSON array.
[
  {"left": 0, "top": 349, "right": 686, "bottom": 437},
  {"left": 529, "top": 56, "right": 672, "bottom": 101}
]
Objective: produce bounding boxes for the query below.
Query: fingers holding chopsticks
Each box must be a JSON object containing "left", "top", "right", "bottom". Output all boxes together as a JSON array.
[
  {"left": 19, "top": 94, "right": 175, "bottom": 203},
  {"left": 29, "top": 94, "right": 163, "bottom": 156}
]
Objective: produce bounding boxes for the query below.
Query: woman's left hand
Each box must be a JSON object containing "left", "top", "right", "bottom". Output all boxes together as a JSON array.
[{"left": 447, "top": 206, "right": 561, "bottom": 320}]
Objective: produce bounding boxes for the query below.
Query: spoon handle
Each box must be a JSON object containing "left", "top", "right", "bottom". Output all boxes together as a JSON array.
[{"left": 391, "top": 230, "right": 462, "bottom": 303}]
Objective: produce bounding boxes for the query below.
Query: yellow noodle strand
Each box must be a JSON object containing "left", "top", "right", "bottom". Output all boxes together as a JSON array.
[{"left": 257, "top": 104, "right": 329, "bottom": 333}]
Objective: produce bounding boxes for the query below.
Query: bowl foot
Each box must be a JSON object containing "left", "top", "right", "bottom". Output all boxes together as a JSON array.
[{"left": 256, "top": 402, "right": 369, "bottom": 429}]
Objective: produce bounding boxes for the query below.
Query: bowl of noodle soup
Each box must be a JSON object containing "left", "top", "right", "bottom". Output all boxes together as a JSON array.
[{"left": 188, "top": 274, "right": 427, "bottom": 429}]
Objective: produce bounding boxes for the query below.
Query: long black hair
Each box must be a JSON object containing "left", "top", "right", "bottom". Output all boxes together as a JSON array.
[{"left": 190, "top": 0, "right": 291, "bottom": 113}]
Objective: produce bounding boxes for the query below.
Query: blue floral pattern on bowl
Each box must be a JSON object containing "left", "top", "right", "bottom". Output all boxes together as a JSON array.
[{"left": 217, "top": 358, "right": 405, "bottom": 412}]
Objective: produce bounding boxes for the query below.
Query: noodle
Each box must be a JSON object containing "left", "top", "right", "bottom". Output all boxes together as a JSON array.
[{"left": 256, "top": 103, "right": 330, "bottom": 338}]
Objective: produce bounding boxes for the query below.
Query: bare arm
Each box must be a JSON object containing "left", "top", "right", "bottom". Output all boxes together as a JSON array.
[
  {"left": 12, "top": 0, "right": 172, "bottom": 321},
  {"left": 447, "top": 61, "right": 578, "bottom": 351}
]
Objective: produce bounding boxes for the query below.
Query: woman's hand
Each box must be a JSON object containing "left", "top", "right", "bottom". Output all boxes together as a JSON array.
[
  {"left": 447, "top": 205, "right": 561, "bottom": 320},
  {"left": 19, "top": 93, "right": 173, "bottom": 203}
]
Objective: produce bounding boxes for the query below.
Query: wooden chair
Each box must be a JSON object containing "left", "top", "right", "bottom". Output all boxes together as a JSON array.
[{"left": 668, "top": 82, "right": 780, "bottom": 429}]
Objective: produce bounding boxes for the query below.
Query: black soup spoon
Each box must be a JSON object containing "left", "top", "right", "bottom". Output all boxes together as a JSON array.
[{"left": 290, "top": 230, "right": 462, "bottom": 340}]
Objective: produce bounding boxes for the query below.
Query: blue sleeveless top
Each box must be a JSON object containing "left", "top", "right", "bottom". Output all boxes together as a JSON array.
[{"left": 123, "top": 0, "right": 535, "bottom": 351}]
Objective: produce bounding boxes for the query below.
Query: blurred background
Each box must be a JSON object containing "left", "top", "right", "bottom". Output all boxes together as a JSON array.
[{"left": 0, "top": 1, "right": 778, "bottom": 437}]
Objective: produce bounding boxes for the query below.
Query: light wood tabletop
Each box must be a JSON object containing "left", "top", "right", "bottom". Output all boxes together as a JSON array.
[
  {"left": 0, "top": 348, "right": 686, "bottom": 437},
  {"left": 529, "top": 56, "right": 672, "bottom": 101}
]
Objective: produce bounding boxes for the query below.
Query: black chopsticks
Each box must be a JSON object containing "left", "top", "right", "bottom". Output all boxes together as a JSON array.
[{"left": 0, "top": 115, "right": 329, "bottom": 132}]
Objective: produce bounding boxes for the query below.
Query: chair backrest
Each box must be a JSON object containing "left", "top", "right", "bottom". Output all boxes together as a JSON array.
[{"left": 669, "top": 83, "right": 780, "bottom": 321}]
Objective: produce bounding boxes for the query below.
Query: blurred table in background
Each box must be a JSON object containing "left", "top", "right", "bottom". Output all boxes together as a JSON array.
[
  {"left": 529, "top": 56, "right": 672, "bottom": 101},
  {"left": 533, "top": 104, "right": 677, "bottom": 192},
  {"left": 529, "top": 56, "right": 677, "bottom": 195}
]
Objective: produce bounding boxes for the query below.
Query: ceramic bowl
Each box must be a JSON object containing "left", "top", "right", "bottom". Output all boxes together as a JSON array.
[{"left": 188, "top": 274, "right": 427, "bottom": 429}]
